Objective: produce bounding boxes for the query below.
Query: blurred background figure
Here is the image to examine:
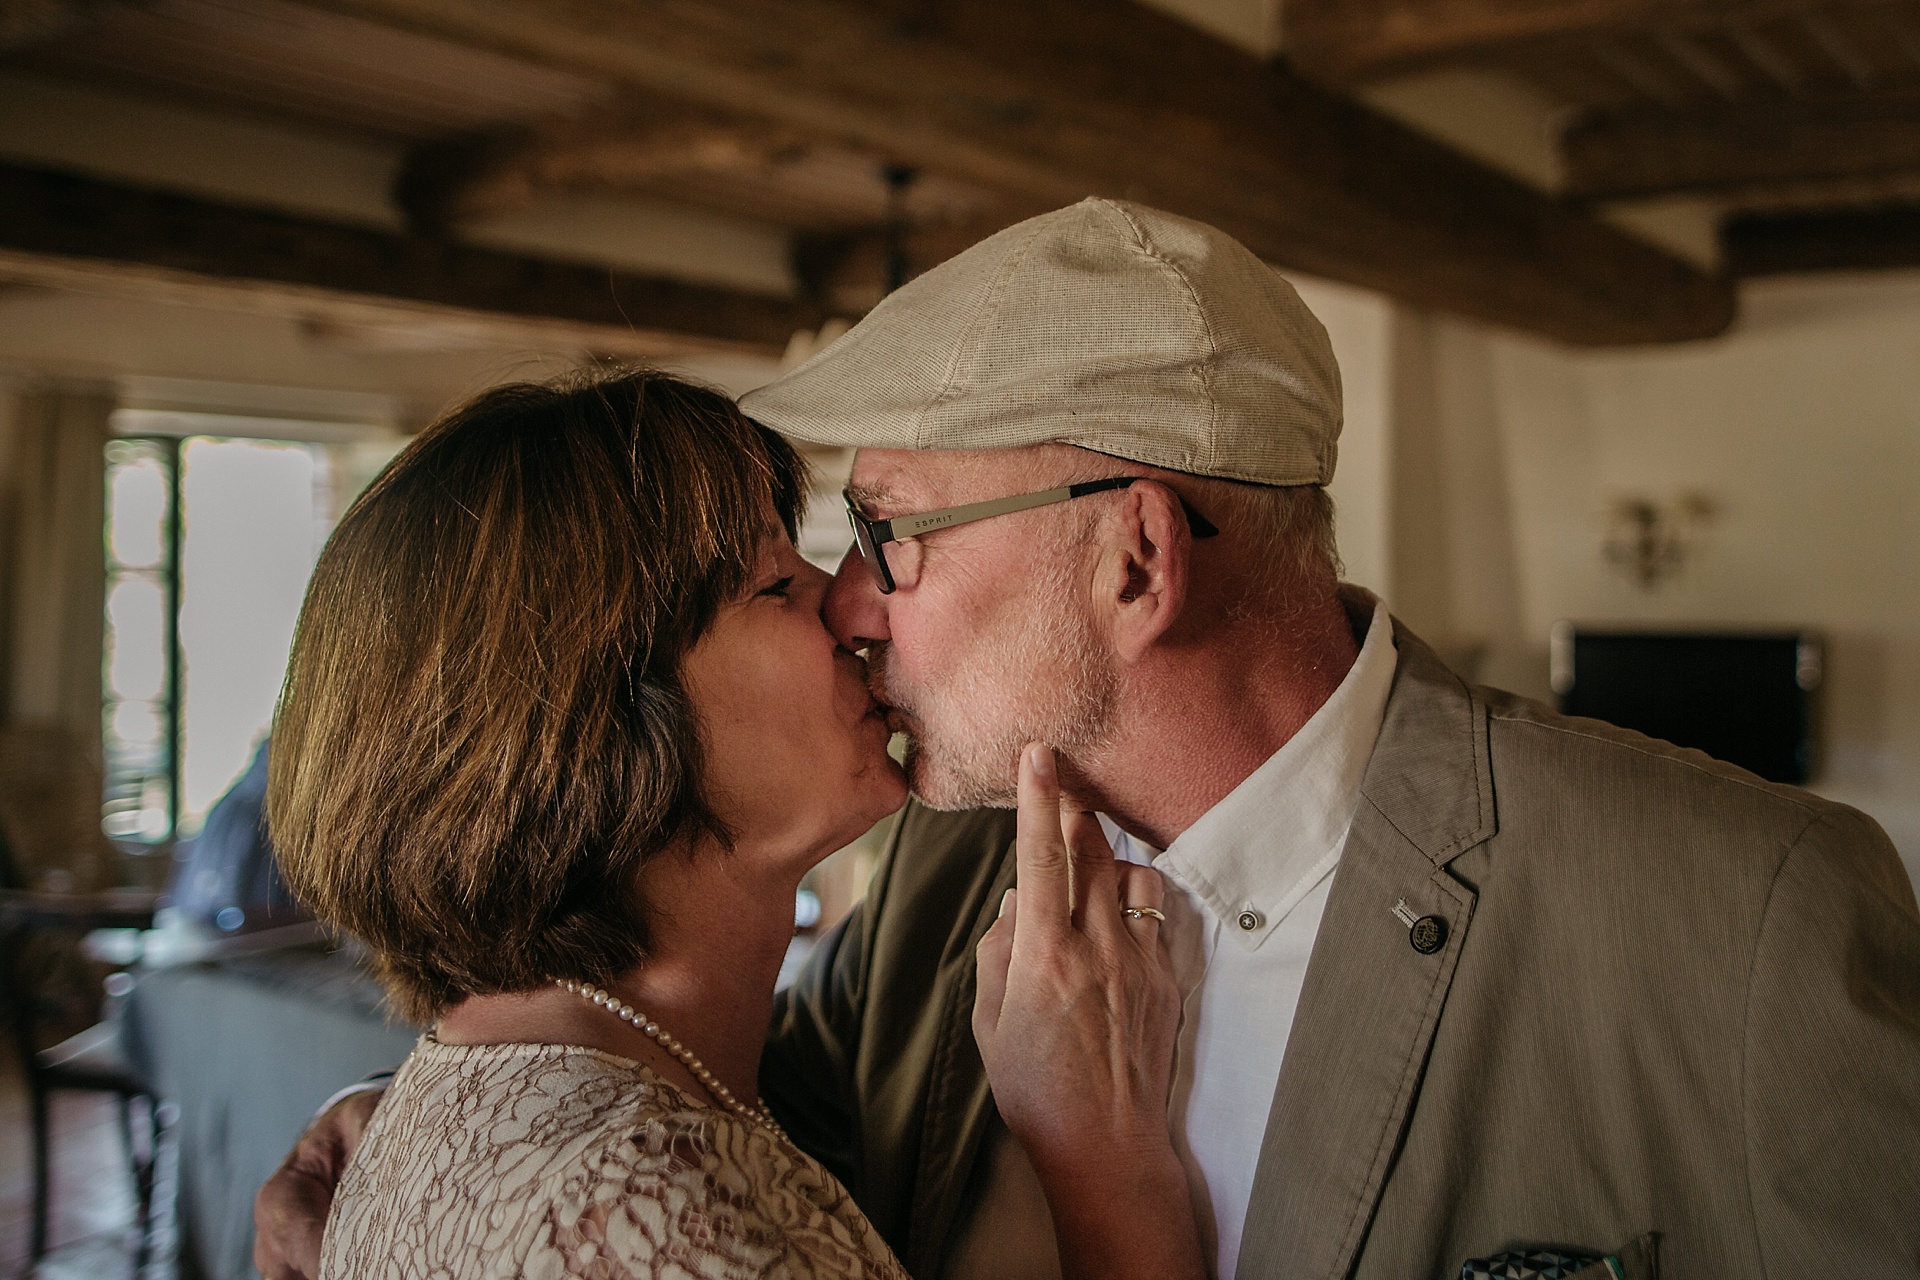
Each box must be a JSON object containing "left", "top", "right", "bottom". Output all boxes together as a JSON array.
[{"left": 162, "top": 739, "right": 308, "bottom": 941}]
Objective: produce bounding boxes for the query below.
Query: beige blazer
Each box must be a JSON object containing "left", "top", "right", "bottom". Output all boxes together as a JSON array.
[{"left": 763, "top": 620, "right": 1920, "bottom": 1279}]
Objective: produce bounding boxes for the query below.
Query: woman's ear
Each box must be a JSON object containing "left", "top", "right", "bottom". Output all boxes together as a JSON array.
[{"left": 1097, "top": 482, "right": 1189, "bottom": 663}]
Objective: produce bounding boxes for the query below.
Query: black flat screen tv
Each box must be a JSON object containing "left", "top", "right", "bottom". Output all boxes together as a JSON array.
[{"left": 1550, "top": 627, "right": 1822, "bottom": 785}]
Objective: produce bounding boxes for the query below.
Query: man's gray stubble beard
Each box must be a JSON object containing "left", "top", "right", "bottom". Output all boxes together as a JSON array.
[{"left": 868, "top": 574, "right": 1120, "bottom": 811}]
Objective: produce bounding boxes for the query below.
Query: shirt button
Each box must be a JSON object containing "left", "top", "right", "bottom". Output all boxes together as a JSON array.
[{"left": 1237, "top": 909, "right": 1262, "bottom": 931}]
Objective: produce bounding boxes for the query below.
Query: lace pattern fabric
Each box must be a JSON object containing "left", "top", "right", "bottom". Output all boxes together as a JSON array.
[{"left": 319, "top": 1035, "right": 909, "bottom": 1280}]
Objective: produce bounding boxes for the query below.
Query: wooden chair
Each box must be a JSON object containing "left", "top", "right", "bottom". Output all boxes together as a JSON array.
[{"left": 1, "top": 887, "right": 163, "bottom": 1266}]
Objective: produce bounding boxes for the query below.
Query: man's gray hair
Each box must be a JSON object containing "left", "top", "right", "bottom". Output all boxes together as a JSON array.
[
  {"left": 1199, "top": 480, "right": 1342, "bottom": 593},
  {"left": 1050, "top": 449, "right": 1342, "bottom": 603}
]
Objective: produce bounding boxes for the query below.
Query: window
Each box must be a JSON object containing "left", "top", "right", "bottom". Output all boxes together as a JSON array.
[
  {"left": 102, "top": 437, "right": 178, "bottom": 844},
  {"left": 102, "top": 415, "right": 401, "bottom": 850}
]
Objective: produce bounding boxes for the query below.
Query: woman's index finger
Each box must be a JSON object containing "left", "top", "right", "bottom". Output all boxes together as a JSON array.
[{"left": 1014, "top": 743, "right": 1074, "bottom": 934}]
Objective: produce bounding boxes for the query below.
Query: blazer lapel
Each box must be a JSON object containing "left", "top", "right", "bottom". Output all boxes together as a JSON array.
[{"left": 1236, "top": 622, "right": 1495, "bottom": 1278}]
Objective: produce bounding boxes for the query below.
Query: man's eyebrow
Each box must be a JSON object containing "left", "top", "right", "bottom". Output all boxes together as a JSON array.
[{"left": 845, "top": 482, "right": 897, "bottom": 511}]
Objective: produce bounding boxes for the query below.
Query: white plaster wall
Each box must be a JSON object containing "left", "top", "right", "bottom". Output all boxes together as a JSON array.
[
  {"left": 1290, "top": 275, "right": 1394, "bottom": 597},
  {"left": 1280, "top": 270, "right": 1920, "bottom": 885},
  {"left": 1471, "top": 272, "right": 1920, "bottom": 885}
]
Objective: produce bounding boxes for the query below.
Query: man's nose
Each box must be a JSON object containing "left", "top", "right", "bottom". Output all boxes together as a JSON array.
[{"left": 825, "top": 544, "right": 889, "bottom": 651}]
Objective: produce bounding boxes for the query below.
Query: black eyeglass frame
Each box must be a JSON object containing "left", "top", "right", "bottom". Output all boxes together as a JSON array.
[{"left": 843, "top": 476, "right": 1219, "bottom": 595}]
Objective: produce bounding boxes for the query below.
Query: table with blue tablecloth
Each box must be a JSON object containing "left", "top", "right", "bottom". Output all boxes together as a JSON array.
[{"left": 124, "top": 943, "right": 420, "bottom": 1280}]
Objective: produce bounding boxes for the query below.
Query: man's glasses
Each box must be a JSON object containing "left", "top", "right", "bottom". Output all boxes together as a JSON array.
[{"left": 843, "top": 476, "right": 1219, "bottom": 595}]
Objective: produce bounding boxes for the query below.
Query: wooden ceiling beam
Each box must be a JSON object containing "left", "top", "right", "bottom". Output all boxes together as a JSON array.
[
  {"left": 1722, "top": 205, "right": 1920, "bottom": 274},
  {"left": 1564, "top": 91, "right": 1920, "bottom": 200},
  {"left": 395, "top": 93, "right": 819, "bottom": 233},
  {"left": 290, "top": 0, "right": 1732, "bottom": 345},
  {"left": 1282, "top": 0, "right": 1804, "bottom": 84},
  {"left": 396, "top": 96, "right": 1010, "bottom": 243},
  {"left": 793, "top": 211, "right": 1051, "bottom": 313},
  {"left": 0, "top": 162, "right": 828, "bottom": 354},
  {"left": 0, "top": 0, "right": 133, "bottom": 50}
]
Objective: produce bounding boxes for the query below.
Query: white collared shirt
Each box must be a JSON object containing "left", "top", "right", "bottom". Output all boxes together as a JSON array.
[
  {"left": 1103, "top": 597, "right": 1398, "bottom": 1277},
  {"left": 940, "top": 597, "right": 1399, "bottom": 1280}
]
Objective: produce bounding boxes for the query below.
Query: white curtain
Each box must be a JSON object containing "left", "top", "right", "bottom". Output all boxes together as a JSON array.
[{"left": 0, "top": 382, "right": 121, "bottom": 891}]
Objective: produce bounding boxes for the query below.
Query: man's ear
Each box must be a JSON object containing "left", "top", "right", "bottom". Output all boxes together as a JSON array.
[{"left": 1096, "top": 481, "right": 1189, "bottom": 663}]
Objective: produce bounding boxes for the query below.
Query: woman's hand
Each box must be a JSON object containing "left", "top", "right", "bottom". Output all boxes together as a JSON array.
[{"left": 973, "top": 742, "right": 1204, "bottom": 1280}]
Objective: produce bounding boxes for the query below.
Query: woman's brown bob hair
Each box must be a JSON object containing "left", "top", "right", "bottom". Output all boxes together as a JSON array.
[{"left": 269, "top": 368, "right": 806, "bottom": 1023}]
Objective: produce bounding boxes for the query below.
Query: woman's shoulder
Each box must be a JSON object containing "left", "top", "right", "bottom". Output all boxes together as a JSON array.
[
  {"left": 554, "top": 1090, "right": 908, "bottom": 1279},
  {"left": 380, "top": 1033, "right": 666, "bottom": 1137},
  {"left": 322, "top": 1037, "right": 908, "bottom": 1280}
]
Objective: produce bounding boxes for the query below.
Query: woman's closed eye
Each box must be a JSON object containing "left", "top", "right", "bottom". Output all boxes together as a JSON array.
[{"left": 758, "top": 575, "right": 795, "bottom": 600}]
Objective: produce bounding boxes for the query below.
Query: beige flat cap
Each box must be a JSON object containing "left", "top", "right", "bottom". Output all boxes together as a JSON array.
[{"left": 740, "top": 197, "right": 1342, "bottom": 486}]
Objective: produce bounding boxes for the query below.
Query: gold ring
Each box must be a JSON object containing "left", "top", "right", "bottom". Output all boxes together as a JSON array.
[{"left": 1121, "top": 906, "right": 1165, "bottom": 922}]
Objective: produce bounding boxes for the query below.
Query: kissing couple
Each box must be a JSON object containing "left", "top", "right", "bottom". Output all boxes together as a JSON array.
[{"left": 257, "top": 200, "right": 1920, "bottom": 1280}]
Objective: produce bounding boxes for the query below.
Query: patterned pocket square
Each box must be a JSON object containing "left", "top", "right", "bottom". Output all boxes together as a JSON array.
[{"left": 1459, "top": 1248, "right": 1622, "bottom": 1280}]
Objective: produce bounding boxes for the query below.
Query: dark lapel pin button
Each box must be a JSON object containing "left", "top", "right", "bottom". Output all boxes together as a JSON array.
[{"left": 1409, "top": 915, "right": 1447, "bottom": 955}]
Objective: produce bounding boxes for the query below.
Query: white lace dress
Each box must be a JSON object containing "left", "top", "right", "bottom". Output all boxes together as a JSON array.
[{"left": 318, "top": 1034, "right": 910, "bottom": 1280}]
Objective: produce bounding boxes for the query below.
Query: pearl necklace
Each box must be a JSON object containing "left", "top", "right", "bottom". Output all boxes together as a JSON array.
[{"left": 557, "top": 979, "right": 789, "bottom": 1142}]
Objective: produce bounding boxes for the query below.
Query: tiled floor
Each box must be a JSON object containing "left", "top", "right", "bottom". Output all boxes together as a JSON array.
[{"left": 0, "top": 1040, "right": 171, "bottom": 1280}]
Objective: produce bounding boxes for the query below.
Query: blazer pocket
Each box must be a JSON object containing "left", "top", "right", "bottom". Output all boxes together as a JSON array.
[
  {"left": 1460, "top": 1233, "right": 1658, "bottom": 1280},
  {"left": 1598, "top": 1232, "right": 1658, "bottom": 1280}
]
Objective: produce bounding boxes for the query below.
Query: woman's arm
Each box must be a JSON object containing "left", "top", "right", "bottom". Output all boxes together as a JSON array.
[{"left": 972, "top": 744, "right": 1205, "bottom": 1280}]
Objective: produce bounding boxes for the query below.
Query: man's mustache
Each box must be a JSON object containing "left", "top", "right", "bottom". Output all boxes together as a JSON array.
[
  {"left": 863, "top": 641, "right": 922, "bottom": 737},
  {"left": 864, "top": 640, "right": 896, "bottom": 708}
]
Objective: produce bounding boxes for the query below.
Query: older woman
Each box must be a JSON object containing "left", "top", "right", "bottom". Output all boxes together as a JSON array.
[{"left": 269, "top": 369, "right": 1203, "bottom": 1280}]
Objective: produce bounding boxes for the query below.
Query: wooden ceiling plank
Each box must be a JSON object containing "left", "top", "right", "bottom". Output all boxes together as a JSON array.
[
  {"left": 1799, "top": 10, "right": 1880, "bottom": 87},
  {"left": 1725, "top": 19, "right": 1809, "bottom": 93},
  {"left": 1283, "top": 0, "right": 1808, "bottom": 85},
  {"left": 1722, "top": 203, "right": 1920, "bottom": 273},
  {"left": 1891, "top": 11, "right": 1920, "bottom": 72},
  {"left": 0, "top": 160, "right": 825, "bottom": 353},
  {"left": 0, "top": 0, "right": 133, "bottom": 50},
  {"left": 1652, "top": 29, "right": 1748, "bottom": 100},
  {"left": 1705, "top": 168, "right": 1920, "bottom": 211},
  {"left": 286, "top": 0, "right": 1732, "bottom": 345},
  {"left": 394, "top": 93, "right": 821, "bottom": 231},
  {"left": 395, "top": 91, "right": 1008, "bottom": 238},
  {"left": 1590, "top": 34, "right": 1692, "bottom": 105},
  {"left": 1564, "top": 89, "right": 1920, "bottom": 199},
  {"left": 21, "top": 0, "right": 614, "bottom": 140},
  {"left": 1519, "top": 44, "right": 1647, "bottom": 109}
]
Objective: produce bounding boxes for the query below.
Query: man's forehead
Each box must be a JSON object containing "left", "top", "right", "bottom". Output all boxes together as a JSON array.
[
  {"left": 847, "top": 449, "right": 974, "bottom": 508},
  {"left": 848, "top": 444, "right": 1086, "bottom": 508}
]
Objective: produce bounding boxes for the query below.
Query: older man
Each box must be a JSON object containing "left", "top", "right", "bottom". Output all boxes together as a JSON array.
[{"left": 257, "top": 200, "right": 1920, "bottom": 1279}]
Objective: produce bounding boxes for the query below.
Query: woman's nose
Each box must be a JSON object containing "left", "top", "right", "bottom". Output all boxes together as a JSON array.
[{"left": 824, "top": 544, "right": 889, "bottom": 651}]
